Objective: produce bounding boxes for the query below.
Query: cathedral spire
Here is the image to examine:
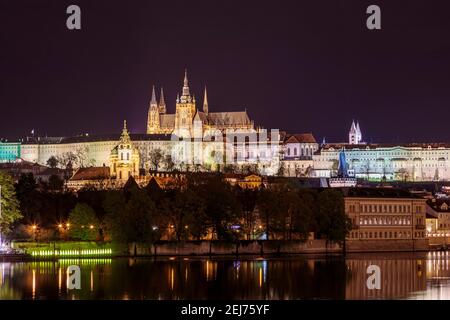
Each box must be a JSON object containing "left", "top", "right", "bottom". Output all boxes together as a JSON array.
[
  {"left": 159, "top": 87, "right": 166, "bottom": 114},
  {"left": 203, "top": 86, "right": 209, "bottom": 114},
  {"left": 182, "top": 69, "right": 190, "bottom": 99},
  {"left": 150, "top": 85, "right": 158, "bottom": 109}
]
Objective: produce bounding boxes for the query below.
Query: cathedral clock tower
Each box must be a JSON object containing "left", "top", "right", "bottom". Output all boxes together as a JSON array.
[{"left": 174, "top": 70, "right": 196, "bottom": 137}]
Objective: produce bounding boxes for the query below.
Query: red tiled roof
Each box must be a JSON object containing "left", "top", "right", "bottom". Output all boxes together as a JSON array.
[
  {"left": 285, "top": 133, "right": 317, "bottom": 144},
  {"left": 70, "top": 167, "right": 110, "bottom": 181}
]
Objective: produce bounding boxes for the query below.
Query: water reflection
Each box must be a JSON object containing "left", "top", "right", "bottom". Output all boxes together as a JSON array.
[{"left": 2, "top": 253, "right": 450, "bottom": 299}]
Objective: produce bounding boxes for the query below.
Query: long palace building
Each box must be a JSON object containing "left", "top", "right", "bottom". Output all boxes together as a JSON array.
[{"left": 312, "top": 121, "right": 450, "bottom": 181}]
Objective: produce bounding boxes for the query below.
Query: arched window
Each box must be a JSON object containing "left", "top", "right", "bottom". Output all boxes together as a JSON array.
[
  {"left": 127, "top": 153, "right": 130, "bottom": 160},
  {"left": 287, "top": 148, "right": 291, "bottom": 156},
  {"left": 121, "top": 153, "right": 123, "bottom": 160},
  {"left": 294, "top": 148, "right": 298, "bottom": 156}
]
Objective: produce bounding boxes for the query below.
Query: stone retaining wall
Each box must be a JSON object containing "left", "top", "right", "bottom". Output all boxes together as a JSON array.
[{"left": 128, "top": 240, "right": 342, "bottom": 256}]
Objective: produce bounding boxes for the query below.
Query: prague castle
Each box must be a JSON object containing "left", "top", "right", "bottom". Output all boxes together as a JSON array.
[
  {"left": 0, "top": 70, "right": 283, "bottom": 179},
  {"left": 3, "top": 70, "right": 450, "bottom": 183},
  {"left": 147, "top": 70, "right": 254, "bottom": 136}
]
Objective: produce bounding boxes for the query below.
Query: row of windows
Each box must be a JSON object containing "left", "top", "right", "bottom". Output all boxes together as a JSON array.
[
  {"left": 349, "top": 231, "right": 425, "bottom": 239},
  {"left": 348, "top": 204, "right": 422, "bottom": 214},
  {"left": 358, "top": 217, "right": 411, "bottom": 226},
  {"left": 286, "top": 147, "right": 314, "bottom": 157}
]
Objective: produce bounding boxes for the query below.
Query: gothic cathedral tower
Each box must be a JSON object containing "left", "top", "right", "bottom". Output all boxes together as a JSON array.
[
  {"left": 147, "top": 86, "right": 160, "bottom": 134},
  {"left": 174, "top": 69, "right": 196, "bottom": 137},
  {"left": 348, "top": 120, "right": 362, "bottom": 144}
]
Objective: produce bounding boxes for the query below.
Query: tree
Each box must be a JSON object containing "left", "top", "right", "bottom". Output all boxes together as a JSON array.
[
  {"left": 68, "top": 203, "right": 99, "bottom": 240},
  {"left": 0, "top": 171, "right": 22, "bottom": 239},
  {"left": 257, "top": 186, "right": 285, "bottom": 240},
  {"left": 124, "top": 189, "right": 159, "bottom": 243},
  {"left": 276, "top": 162, "right": 286, "bottom": 177},
  {"left": 47, "top": 175, "right": 64, "bottom": 191},
  {"left": 162, "top": 188, "right": 207, "bottom": 241},
  {"left": 56, "top": 152, "right": 77, "bottom": 170},
  {"left": 15, "top": 173, "right": 40, "bottom": 223},
  {"left": 315, "top": 189, "right": 351, "bottom": 243},
  {"left": 149, "top": 148, "right": 163, "bottom": 171},
  {"left": 289, "top": 189, "right": 315, "bottom": 240},
  {"left": 236, "top": 187, "right": 259, "bottom": 240},
  {"left": 46, "top": 156, "right": 59, "bottom": 168},
  {"left": 103, "top": 189, "right": 159, "bottom": 243},
  {"left": 162, "top": 154, "right": 175, "bottom": 172},
  {"left": 103, "top": 191, "right": 127, "bottom": 241},
  {"left": 193, "top": 174, "right": 241, "bottom": 240}
]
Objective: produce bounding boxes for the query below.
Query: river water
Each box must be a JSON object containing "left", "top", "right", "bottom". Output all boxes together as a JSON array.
[{"left": 1, "top": 252, "right": 449, "bottom": 300}]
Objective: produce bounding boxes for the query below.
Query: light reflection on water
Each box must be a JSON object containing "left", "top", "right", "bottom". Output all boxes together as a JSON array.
[{"left": 1, "top": 253, "right": 450, "bottom": 299}]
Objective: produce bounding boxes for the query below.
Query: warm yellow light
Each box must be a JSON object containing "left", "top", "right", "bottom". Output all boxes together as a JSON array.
[
  {"left": 31, "top": 225, "right": 37, "bottom": 230},
  {"left": 58, "top": 224, "right": 63, "bottom": 228},
  {"left": 66, "top": 223, "right": 70, "bottom": 227},
  {"left": 89, "top": 225, "right": 94, "bottom": 229}
]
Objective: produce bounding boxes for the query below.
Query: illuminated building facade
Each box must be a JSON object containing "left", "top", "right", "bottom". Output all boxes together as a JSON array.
[
  {"left": 281, "top": 133, "right": 318, "bottom": 177},
  {"left": 344, "top": 188, "right": 428, "bottom": 251},
  {"left": 313, "top": 122, "right": 450, "bottom": 181},
  {"left": 0, "top": 141, "right": 21, "bottom": 163},
  {"left": 147, "top": 70, "right": 254, "bottom": 137},
  {"left": 109, "top": 121, "right": 140, "bottom": 180},
  {"left": 313, "top": 142, "right": 450, "bottom": 181}
]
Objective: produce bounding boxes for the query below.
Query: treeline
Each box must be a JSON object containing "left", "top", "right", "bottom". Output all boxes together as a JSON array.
[{"left": 11, "top": 173, "right": 351, "bottom": 243}]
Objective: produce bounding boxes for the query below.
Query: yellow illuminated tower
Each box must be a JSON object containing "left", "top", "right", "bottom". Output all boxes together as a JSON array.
[
  {"left": 110, "top": 120, "right": 140, "bottom": 180},
  {"left": 147, "top": 85, "right": 160, "bottom": 134},
  {"left": 174, "top": 69, "right": 196, "bottom": 137}
]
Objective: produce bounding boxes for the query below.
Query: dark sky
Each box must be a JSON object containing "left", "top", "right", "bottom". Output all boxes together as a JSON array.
[{"left": 1, "top": 0, "right": 450, "bottom": 143}]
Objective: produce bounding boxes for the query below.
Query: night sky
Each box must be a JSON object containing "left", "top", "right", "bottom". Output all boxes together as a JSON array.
[{"left": 1, "top": 0, "right": 450, "bottom": 143}]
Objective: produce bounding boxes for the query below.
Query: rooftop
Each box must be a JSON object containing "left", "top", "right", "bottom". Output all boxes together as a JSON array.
[
  {"left": 70, "top": 166, "right": 110, "bottom": 181},
  {"left": 343, "top": 187, "right": 420, "bottom": 199},
  {"left": 284, "top": 133, "right": 317, "bottom": 144},
  {"left": 320, "top": 142, "right": 450, "bottom": 151}
]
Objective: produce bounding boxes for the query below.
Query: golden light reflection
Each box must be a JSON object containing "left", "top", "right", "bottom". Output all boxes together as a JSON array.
[
  {"left": 259, "top": 267, "right": 262, "bottom": 288},
  {"left": 204, "top": 260, "right": 218, "bottom": 282},
  {"left": 32, "top": 269, "right": 36, "bottom": 300},
  {"left": 0, "top": 263, "right": 4, "bottom": 287},
  {"left": 58, "top": 268, "right": 62, "bottom": 293},
  {"left": 170, "top": 267, "right": 174, "bottom": 291},
  {"left": 90, "top": 270, "right": 94, "bottom": 292}
]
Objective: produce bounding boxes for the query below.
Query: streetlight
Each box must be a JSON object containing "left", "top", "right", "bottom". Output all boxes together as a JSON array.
[{"left": 31, "top": 224, "right": 38, "bottom": 242}]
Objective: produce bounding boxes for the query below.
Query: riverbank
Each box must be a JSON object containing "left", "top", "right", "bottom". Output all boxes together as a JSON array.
[{"left": 6, "top": 239, "right": 434, "bottom": 260}]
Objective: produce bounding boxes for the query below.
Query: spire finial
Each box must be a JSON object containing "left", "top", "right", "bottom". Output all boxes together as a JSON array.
[
  {"left": 150, "top": 85, "right": 157, "bottom": 107},
  {"left": 120, "top": 120, "right": 131, "bottom": 143},
  {"left": 182, "top": 69, "right": 190, "bottom": 98},
  {"left": 203, "top": 86, "right": 209, "bottom": 114},
  {"left": 159, "top": 87, "right": 166, "bottom": 113}
]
